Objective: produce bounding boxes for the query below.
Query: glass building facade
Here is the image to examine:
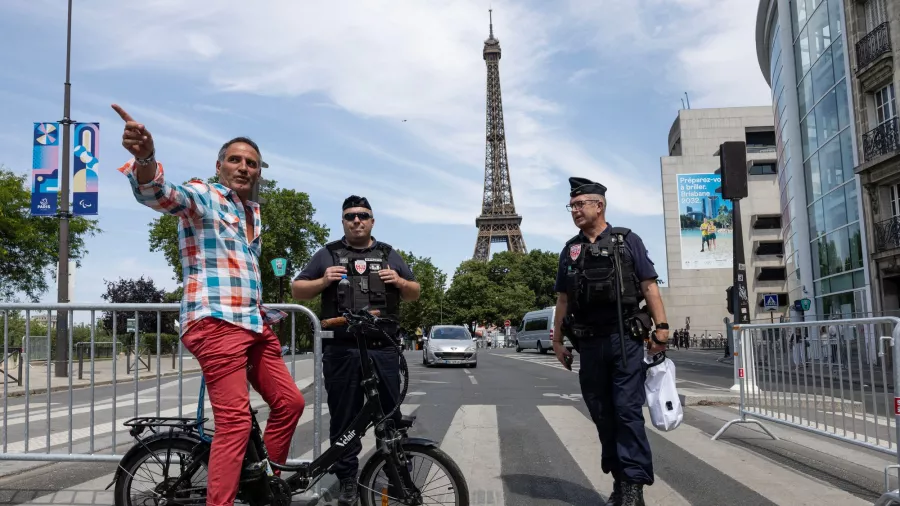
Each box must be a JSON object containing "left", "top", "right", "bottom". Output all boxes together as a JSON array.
[{"left": 761, "top": 0, "right": 870, "bottom": 318}]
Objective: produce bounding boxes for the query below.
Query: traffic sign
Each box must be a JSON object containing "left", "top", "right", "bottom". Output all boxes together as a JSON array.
[
  {"left": 126, "top": 318, "right": 136, "bottom": 333},
  {"left": 763, "top": 294, "right": 778, "bottom": 311},
  {"left": 271, "top": 258, "right": 288, "bottom": 277},
  {"left": 800, "top": 298, "right": 811, "bottom": 311},
  {"left": 504, "top": 320, "right": 511, "bottom": 328}
]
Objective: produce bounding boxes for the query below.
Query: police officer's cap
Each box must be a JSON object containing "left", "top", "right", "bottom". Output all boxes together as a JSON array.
[
  {"left": 343, "top": 195, "right": 372, "bottom": 211},
  {"left": 569, "top": 177, "right": 607, "bottom": 197}
]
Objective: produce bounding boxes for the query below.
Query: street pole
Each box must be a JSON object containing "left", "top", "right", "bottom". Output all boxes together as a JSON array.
[{"left": 55, "top": 0, "right": 74, "bottom": 377}]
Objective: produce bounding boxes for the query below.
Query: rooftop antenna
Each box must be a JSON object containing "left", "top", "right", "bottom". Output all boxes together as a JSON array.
[
  {"left": 681, "top": 98, "right": 686, "bottom": 109},
  {"left": 489, "top": 7, "right": 494, "bottom": 38},
  {"left": 684, "top": 91, "right": 691, "bottom": 109}
]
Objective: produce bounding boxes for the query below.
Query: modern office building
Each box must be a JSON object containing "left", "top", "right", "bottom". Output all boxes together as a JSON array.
[
  {"left": 756, "top": 0, "right": 871, "bottom": 319},
  {"left": 843, "top": 0, "right": 900, "bottom": 316},
  {"left": 659, "top": 107, "right": 787, "bottom": 335}
]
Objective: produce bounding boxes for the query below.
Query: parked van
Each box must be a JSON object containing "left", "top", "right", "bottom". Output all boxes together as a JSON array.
[{"left": 515, "top": 307, "right": 573, "bottom": 354}]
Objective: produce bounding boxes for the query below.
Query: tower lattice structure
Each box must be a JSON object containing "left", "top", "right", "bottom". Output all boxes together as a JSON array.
[{"left": 473, "top": 10, "right": 527, "bottom": 261}]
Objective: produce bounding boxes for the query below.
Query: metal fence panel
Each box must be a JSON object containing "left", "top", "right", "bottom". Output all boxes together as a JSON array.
[
  {"left": 709, "top": 317, "right": 900, "bottom": 504},
  {"left": 0, "top": 303, "right": 325, "bottom": 468}
]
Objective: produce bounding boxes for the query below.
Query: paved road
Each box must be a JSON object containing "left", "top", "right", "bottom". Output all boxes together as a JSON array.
[{"left": 0, "top": 348, "right": 896, "bottom": 505}]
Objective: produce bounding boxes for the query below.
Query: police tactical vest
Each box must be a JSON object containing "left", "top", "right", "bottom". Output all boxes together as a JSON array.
[
  {"left": 320, "top": 240, "right": 401, "bottom": 321},
  {"left": 563, "top": 227, "right": 643, "bottom": 320}
]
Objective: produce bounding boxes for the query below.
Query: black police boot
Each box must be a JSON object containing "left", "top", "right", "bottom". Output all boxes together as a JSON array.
[
  {"left": 337, "top": 477, "right": 359, "bottom": 506},
  {"left": 620, "top": 483, "right": 645, "bottom": 506},
  {"left": 604, "top": 480, "right": 622, "bottom": 505}
]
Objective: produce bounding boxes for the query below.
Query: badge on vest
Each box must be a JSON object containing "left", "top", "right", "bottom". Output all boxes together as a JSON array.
[
  {"left": 569, "top": 244, "right": 582, "bottom": 261},
  {"left": 354, "top": 260, "right": 367, "bottom": 274}
]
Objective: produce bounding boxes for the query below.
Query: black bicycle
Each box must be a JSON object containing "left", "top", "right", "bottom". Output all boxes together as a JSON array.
[{"left": 109, "top": 309, "right": 469, "bottom": 505}]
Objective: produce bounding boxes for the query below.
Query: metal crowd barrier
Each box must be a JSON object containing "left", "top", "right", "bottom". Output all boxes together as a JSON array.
[
  {"left": 0, "top": 303, "right": 327, "bottom": 468},
  {"left": 710, "top": 317, "right": 900, "bottom": 503}
]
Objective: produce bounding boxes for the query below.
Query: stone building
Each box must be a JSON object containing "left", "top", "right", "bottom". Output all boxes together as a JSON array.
[{"left": 660, "top": 107, "right": 787, "bottom": 336}]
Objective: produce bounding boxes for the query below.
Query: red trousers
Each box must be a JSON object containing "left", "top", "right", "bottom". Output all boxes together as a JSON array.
[{"left": 181, "top": 317, "right": 305, "bottom": 506}]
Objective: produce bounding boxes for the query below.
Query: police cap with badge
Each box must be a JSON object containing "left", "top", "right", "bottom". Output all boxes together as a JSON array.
[{"left": 569, "top": 177, "right": 607, "bottom": 198}]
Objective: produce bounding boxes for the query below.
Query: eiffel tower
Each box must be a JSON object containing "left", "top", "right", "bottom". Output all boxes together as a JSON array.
[{"left": 473, "top": 10, "right": 527, "bottom": 261}]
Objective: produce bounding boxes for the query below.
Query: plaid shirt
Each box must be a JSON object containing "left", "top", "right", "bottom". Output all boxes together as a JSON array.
[{"left": 118, "top": 159, "right": 286, "bottom": 334}]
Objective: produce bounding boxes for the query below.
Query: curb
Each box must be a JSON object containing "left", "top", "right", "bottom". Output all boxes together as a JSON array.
[
  {"left": 1, "top": 368, "right": 204, "bottom": 399},
  {"left": 681, "top": 393, "right": 740, "bottom": 406}
]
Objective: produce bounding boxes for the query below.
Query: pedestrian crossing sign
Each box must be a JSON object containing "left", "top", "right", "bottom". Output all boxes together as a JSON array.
[{"left": 763, "top": 294, "right": 778, "bottom": 310}]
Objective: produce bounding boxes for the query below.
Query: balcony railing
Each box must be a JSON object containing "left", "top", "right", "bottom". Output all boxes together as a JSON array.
[
  {"left": 863, "top": 117, "right": 900, "bottom": 162},
  {"left": 856, "top": 22, "right": 891, "bottom": 70},
  {"left": 875, "top": 216, "right": 900, "bottom": 253}
]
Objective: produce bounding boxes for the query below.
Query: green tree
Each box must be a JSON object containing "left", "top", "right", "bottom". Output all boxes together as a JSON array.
[
  {"left": 394, "top": 251, "right": 447, "bottom": 333},
  {"left": 0, "top": 167, "right": 100, "bottom": 301},
  {"left": 147, "top": 177, "right": 329, "bottom": 302},
  {"left": 443, "top": 250, "right": 559, "bottom": 328},
  {"left": 100, "top": 276, "right": 176, "bottom": 335}
]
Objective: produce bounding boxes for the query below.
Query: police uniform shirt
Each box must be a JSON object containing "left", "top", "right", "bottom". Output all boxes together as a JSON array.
[{"left": 554, "top": 224, "right": 658, "bottom": 326}]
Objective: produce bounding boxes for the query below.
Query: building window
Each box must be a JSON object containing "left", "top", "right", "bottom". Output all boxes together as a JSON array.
[
  {"left": 891, "top": 184, "right": 900, "bottom": 218},
  {"left": 865, "top": 0, "right": 887, "bottom": 32},
  {"left": 749, "top": 163, "right": 777, "bottom": 175},
  {"left": 873, "top": 83, "right": 896, "bottom": 127}
]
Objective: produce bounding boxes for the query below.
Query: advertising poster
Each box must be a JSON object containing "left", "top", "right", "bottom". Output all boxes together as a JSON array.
[
  {"left": 31, "top": 122, "right": 60, "bottom": 216},
  {"left": 73, "top": 122, "right": 99, "bottom": 215},
  {"left": 676, "top": 173, "right": 733, "bottom": 270}
]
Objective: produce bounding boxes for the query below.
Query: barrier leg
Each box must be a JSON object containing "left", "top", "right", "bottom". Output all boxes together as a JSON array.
[{"left": 713, "top": 330, "right": 777, "bottom": 441}]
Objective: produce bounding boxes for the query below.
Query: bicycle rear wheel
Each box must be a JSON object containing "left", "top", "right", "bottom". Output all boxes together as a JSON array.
[
  {"left": 114, "top": 437, "right": 210, "bottom": 506},
  {"left": 358, "top": 442, "right": 469, "bottom": 506}
]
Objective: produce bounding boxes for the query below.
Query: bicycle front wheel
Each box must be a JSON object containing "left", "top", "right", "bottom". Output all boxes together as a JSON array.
[{"left": 358, "top": 442, "right": 469, "bottom": 506}]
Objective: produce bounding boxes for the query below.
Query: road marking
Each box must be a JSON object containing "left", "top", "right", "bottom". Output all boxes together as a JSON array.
[
  {"left": 407, "top": 391, "right": 426, "bottom": 396},
  {"left": 542, "top": 393, "right": 582, "bottom": 401},
  {"left": 644, "top": 407, "right": 870, "bottom": 505},
  {"left": 540, "top": 405, "right": 690, "bottom": 505},
  {"left": 463, "top": 369, "right": 478, "bottom": 385},
  {"left": 439, "top": 405, "right": 504, "bottom": 505}
]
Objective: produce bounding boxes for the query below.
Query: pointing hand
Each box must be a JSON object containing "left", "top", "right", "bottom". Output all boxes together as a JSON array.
[{"left": 111, "top": 104, "right": 154, "bottom": 160}]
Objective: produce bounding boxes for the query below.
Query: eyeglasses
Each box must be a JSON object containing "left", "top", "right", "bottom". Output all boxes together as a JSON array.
[
  {"left": 343, "top": 212, "right": 372, "bottom": 221},
  {"left": 566, "top": 200, "right": 602, "bottom": 212}
]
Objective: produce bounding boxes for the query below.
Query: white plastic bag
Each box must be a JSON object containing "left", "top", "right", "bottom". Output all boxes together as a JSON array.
[{"left": 644, "top": 354, "right": 683, "bottom": 431}]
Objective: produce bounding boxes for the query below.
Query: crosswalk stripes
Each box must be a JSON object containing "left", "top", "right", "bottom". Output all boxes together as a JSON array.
[{"left": 9, "top": 400, "right": 893, "bottom": 505}]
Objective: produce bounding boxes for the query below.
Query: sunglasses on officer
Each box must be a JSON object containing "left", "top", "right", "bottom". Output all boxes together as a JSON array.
[{"left": 343, "top": 212, "right": 372, "bottom": 221}]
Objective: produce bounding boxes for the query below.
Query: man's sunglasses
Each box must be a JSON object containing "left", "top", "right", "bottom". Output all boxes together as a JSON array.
[{"left": 343, "top": 212, "right": 372, "bottom": 221}]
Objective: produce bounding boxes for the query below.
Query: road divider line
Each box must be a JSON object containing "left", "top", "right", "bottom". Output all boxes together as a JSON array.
[{"left": 439, "top": 405, "right": 504, "bottom": 505}]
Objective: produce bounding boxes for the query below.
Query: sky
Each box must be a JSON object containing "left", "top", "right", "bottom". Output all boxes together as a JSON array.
[{"left": 0, "top": 0, "right": 772, "bottom": 307}]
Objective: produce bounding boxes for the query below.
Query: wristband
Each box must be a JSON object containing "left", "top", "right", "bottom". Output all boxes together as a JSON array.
[{"left": 655, "top": 322, "right": 669, "bottom": 330}]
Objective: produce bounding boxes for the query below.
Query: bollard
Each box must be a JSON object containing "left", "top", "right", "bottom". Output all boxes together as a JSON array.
[
  {"left": 17, "top": 348, "right": 23, "bottom": 386},
  {"left": 77, "top": 344, "right": 84, "bottom": 380}
]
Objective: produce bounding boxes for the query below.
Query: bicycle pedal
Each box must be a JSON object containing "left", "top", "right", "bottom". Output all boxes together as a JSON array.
[{"left": 240, "top": 461, "right": 266, "bottom": 481}]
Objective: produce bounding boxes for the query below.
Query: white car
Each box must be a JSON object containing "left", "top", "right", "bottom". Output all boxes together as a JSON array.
[{"left": 422, "top": 325, "right": 477, "bottom": 367}]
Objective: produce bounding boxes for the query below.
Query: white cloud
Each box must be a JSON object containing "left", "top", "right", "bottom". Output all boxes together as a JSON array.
[{"left": 15, "top": 0, "right": 665, "bottom": 235}]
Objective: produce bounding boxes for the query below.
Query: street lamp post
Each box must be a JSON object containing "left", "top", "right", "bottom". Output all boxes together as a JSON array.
[{"left": 54, "top": 0, "right": 75, "bottom": 377}]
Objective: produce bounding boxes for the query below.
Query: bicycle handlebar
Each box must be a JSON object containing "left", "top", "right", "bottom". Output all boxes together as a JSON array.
[{"left": 320, "top": 309, "right": 382, "bottom": 329}]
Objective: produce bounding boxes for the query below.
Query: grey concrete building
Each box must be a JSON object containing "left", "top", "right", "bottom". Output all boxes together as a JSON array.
[
  {"left": 660, "top": 107, "right": 787, "bottom": 337},
  {"left": 844, "top": 0, "right": 900, "bottom": 316},
  {"left": 757, "top": 0, "right": 872, "bottom": 320}
]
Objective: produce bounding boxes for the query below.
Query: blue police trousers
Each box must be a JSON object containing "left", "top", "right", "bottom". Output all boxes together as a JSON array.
[
  {"left": 322, "top": 344, "right": 402, "bottom": 481},
  {"left": 578, "top": 333, "right": 654, "bottom": 485}
]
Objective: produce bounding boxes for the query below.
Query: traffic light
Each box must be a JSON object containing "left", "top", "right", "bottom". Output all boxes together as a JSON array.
[{"left": 726, "top": 286, "right": 734, "bottom": 314}]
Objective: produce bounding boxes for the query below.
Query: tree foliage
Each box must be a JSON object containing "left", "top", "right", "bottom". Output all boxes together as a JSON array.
[
  {"left": 147, "top": 177, "right": 329, "bottom": 302},
  {"left": 443, "top": 250, "right": 560, "bottom": 327},
  {"left": 394, "top": 251, "right": 447, "bottom": 334},
  {"left": 0, "top": 167, "right": 100, "bottom": 301},
  {"left": 100, "top": 276, "right": 178, "bottom": 335}
]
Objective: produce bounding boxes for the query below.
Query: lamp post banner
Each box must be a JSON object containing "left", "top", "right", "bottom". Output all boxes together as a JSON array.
[
  {"left": 31, "top": 122, "right": 60, "bottom": 216},
  {"left": 72, "top": 122, "right": 99, "bottom": 216}
]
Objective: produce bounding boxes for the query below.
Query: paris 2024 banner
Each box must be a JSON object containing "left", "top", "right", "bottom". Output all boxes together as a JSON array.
[{"left": 676, "top": 173, "right": 733, "bottom": 270}]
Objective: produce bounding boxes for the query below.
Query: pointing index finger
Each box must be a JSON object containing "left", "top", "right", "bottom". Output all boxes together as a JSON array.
[{"left": 111, "top": 104, "right": 135, "bottom": 123}]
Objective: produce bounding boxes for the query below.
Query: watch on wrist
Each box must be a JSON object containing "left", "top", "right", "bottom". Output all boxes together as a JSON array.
[{"left": 655, "top": 322, "right": 669, "bottom": 330}]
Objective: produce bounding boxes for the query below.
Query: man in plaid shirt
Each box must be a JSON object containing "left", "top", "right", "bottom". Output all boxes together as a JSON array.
[{"left": 113, "top": 104, "right": 305, "bottom": 506}]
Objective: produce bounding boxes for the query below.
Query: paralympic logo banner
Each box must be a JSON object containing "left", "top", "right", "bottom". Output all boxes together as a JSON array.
[
  {"left": 73, "top": 122, "right": 99, "bottom": 216},
  {"left": 676, "top": 173, "right": 733, "bottom": 270},
  {"left": 31, "top": 122, "right": 60, "bottom": 216}
]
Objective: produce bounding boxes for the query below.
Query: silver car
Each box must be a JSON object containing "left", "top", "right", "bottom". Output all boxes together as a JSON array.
[{"left": 422, "top": 325, "right": 477, "bottom": 367}]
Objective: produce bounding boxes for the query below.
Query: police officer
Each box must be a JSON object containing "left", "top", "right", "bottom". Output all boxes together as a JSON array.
[
  {"left": 552, "top": 178, "right": 669, "bottom": 506},
  {"left": 292, "top": 195, "right": 420, "bottom": 506}
]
